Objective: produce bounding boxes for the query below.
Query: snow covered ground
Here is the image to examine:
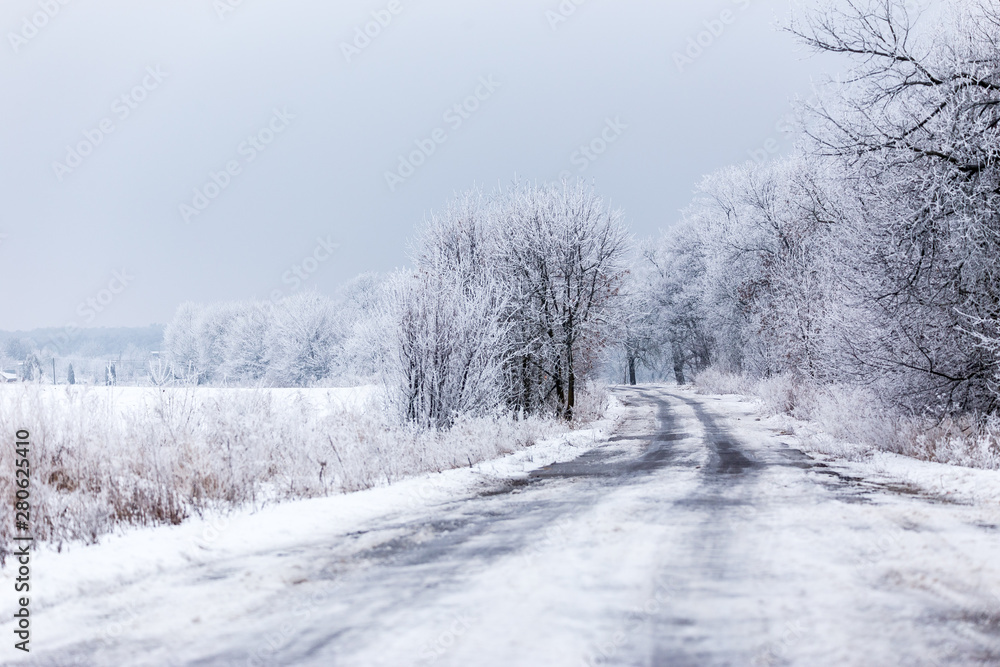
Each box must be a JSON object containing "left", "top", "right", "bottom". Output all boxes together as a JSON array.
[
  {"left": 1, "top": 385, "right": 998, "bottom": 666},
  {"left": 0, "top": 384, "right": 380, "bottom": 418},
  {"left": 0, "top": 383, "right": 573, "bottom": 551}
]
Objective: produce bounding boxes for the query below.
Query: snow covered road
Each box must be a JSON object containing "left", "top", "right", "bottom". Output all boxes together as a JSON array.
[{"left": 5, "top": 386, "right": 1000, "bottom": 666}]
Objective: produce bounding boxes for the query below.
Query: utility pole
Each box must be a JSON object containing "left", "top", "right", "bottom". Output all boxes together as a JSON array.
[{"left": 52, "top": 358, "right": 56, "bottom": 385}]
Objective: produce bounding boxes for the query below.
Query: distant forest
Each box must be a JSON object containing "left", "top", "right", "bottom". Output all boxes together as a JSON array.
[{"left": 0, "top": 326, "right": 164, "bottom": 359}]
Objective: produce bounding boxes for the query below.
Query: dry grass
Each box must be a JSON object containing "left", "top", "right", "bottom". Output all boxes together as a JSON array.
[{"left": 0, "top": 383, "right": 607, "bottom": 563}]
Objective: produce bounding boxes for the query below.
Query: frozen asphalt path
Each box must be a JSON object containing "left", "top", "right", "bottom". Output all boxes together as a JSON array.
[{"left": 12, "top": 386, "right": 1000, "bottom": 666}]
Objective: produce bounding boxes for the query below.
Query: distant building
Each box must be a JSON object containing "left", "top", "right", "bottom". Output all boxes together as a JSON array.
[{"left": 1, "top": 371, "right": 18, "bottom": 383}]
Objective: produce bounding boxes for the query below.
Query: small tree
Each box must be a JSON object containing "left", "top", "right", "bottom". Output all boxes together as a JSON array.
[
  {"left": 148, "top": 357, "right": 172, "bottom": 387},
  {"left": 496, "top": 180, "right": 631, "bottom": 419},
  {"left": 379, "top": 269, "right": 511, "bottom": 429},
  {"left": 67, "top": 363, "right": 75, "bottom": 385},
  {"left": 23, "top": 353, "right": 41, "bottom": 382},
  {"left": 387, "top": 180, "right": 632, "bottom": 425},
  {"left": 265, "top": 292, "right": 342, "bottom": 387}
]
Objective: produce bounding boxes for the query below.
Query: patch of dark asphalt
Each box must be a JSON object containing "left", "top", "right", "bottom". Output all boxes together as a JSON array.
[
  {"left": 671, "top": 496, "right": 758, "bottom": 510},
  {"left": 340, "top": 388, "right": 691, "bottom": 571},
  {"left": 813, "top": 468, "right": 866, "bottom": 484},
  {"left": 915, "top": 608, "right": 1000, "bottom": 666},
  {"left": 522, "top": 389, "right": 692, "bottom": 482},
  {"left": 713, "top": 437, "right": 758, "bottom": 475},
  {"left": 478, "top": 477, "right": 532, "bottom": 497},
  {"left": 528, "top": 446, "right": 631, "bottom": 480},
  {"left": 339, "top": 499, "right": 546, "bottom": 570},
  {"left": 670, "top": 392, "right": 761, "bottom": 477},
  {"left": 607, "top": 432, "right": 690, "bottom": 443},
  {"left": 809, "top": 467, "right": 968, "bottom": 506},
  {"left": 780, "top": 460, "right": 831, "bottom": 469}
]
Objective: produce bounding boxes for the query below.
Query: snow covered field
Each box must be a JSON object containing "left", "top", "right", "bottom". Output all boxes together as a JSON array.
[{"left": 2, "top": 385, "right": 997, "bottom": 666}]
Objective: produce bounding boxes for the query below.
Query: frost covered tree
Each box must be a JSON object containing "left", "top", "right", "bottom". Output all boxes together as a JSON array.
[
  {"left": 696, "top": 158, "right": 834, "bottom": 378},
  {"left": 617, "top": 288, "right": 657, "bottom": 386},
  {"left": 382, "top": 180, "right": 631, "bottom": 424},
  {"left": 606, "top": 251, "right": 667, "bottom": 385},
  {"left": 790, "top": 0, "right": 1000, "bottom": 412},
  {"left": 379, "top": 269, "right": 511, "bottom": 428},
  {"left": 4, "top": 338, "right": 29, "bottom": 362},
  {"left": 378, "top": 188, "right": 515, "bottom": 426},
  {"left": 652, "top": 157, "right": 833, "bottom": 383},
  {"left": 23, "top": 353, "right": 41, "bottom": 382},
  {"left": 218, "top": 301, "right": 272, "bottom": 383},
  {"left": 335, "top": 272, "right": 385, "bottom": 381},
  {"left": 265, "top": 292, "right": 342, "bottom": 387},
  {"left": 495, "top": 181, "right": 630, "bottom": 418},
  {"left": 163, "top": 293, "right": 344, "bottom": 387},
  {"left": 196, "top": 302, "right": 241, "bottom": 383},
  {"left": 645, "top": 224, "right": 715, "bottom": 385},
  {"left": 163, "top": 302, "right": 202, "bottom": 382}
]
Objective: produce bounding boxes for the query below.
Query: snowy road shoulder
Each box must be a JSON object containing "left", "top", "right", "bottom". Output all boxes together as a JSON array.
[
  {"left": 686, "top": 386, "right": 1000, "bottom": 508},
  {"left": 674, "top": 386, "right": 1000, "bottom": 663}
]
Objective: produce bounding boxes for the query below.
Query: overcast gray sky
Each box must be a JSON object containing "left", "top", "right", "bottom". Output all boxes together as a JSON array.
[{"left": 0, "top": 0, "right": 840, "bottom": 330}]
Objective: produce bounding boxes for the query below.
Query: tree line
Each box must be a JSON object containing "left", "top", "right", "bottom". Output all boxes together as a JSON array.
[
  {"left": 647, "top": 0, "right": 1000, "bottom": 418},
  {"left": 162, "top": 0, "right": 1000, "bottom": 434}
]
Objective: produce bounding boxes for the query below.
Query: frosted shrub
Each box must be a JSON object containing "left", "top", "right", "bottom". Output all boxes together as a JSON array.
[
  {"left": 755, "top": 375, "right": 800, "bottom": 417},
  {"left": 571, "top": 381, "right": 610, "bottom": 424},
  {"left": 789, "top": 382, "right": 998, "bottom": 470},
  {"left": 907, "top": 415, "right": 1000, "bottom": 471},
  {"left": 693, "top": 369, "right": 753, "bottom": 396},
  {"left": 798, "top": 383, "right": 896, "bottom": 452}
]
